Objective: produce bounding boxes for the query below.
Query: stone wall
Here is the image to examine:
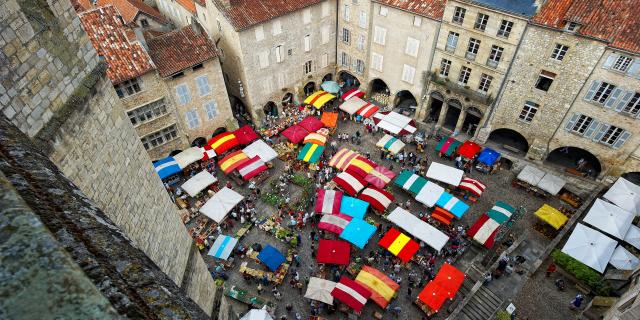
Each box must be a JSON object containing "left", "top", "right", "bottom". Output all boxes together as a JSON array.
[{"left": 337, "top": 0, "right": 371, "bottom": 86}]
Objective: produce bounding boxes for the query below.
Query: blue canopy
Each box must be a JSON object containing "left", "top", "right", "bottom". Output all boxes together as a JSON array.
[
  {"left": 321, "top": 81, "right": 341, "bottom": 94},
  {"left": 340, "top": 219, "right": 376, "bottom": 249},
  {"left": 153, "top": 156, "right": 181, "bottom": 180},
  {"left": 478, "top": 148, "right": 501, "bottom": 166},
  {"left": 435, "top": 192, "right": 470, "bottom": 218},
  {"left": 207, "top": 235, "right": 238, "bottom": 260},
  {"left": 257, "top": 245, "right": 286, "bottom": 272},
  {"left": 339, "top": 196, "right": 369, "bottom": 219}
]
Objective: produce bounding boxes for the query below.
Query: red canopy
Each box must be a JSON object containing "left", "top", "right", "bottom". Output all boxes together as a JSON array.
[
  {"left": 317, "top": 239, "right": 351, "bottom": 265},
  {"left": 281, "top": 125, "right": 309, "bottom": 144},
  {"left": 233, "top": 125, "right": 259, "bottom": 145},
  {"left": 417, "top": 263, "right": 465, "bottom": 312},
  {"left": 457, "top": 141, "right": 482, "bottom": 159},
  {"left": 298, "top": 116, "right": 324, "bottom": 133},
  {"left": 331, "top": 276, "right": 372, "bottom": 312},
  {"left": 341, "top": 88, "right": 365, "bottom": 100},
  {"left": 208, "top": 132, "right": 239, "bottom": 154}
]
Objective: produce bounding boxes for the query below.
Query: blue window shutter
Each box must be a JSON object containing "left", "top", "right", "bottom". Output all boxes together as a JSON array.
[
  {"left": 615, "top": 91, "right": 633, "bottom": 112},
  {"left": 613, "top": 131, "right": 631, "bottom": 149},
  {"left": 584, "top": 81, "right": 600, "bottom": 101},
  {"left": 564, "top": 113, "right": 579, "bottom": 131},
  {"left": 602, "top": 53, "right": 618, "bottom": 69},
  {"left": 592, "top": 123, "right": 609, "bottom": 142},
  {"left": 604, "top": 88, "right": 622, "bottom": 109},
  {"left": 584, "top": 119, "right": 599, "bottom": 138},
  {"left": 627, "top": 60, "right": 640, "bottom": 78}
]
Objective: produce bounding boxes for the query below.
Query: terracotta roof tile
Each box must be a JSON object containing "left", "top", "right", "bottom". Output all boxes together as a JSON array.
[
  {"left": 79, "top": 6, "right": 155, "bottom": 84},
  {"left": 146, "top": 24, "right": 218, "bottom": 77},
  {"left": 176, "top": 0, "right": 197, "bottom": 13},
  {"left": 532, "top": 0, "right": 639, "bottom": 54},
  {"left": 211, "top": 0, "right": 324, "bottom": 31},
  {"left": 373, "top": 0, "right": 446, "bottom": 20},
  {"left": 96, "top": 0, "right": 168, "bottom": 24}
]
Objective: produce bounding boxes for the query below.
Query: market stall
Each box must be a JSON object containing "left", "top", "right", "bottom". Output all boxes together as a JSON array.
[
  {"left": 174, "top": 147, "right": 205, "bottom": 168},
  {"left": 561, "top": 223, "right": 618, "bottom": 273},
  {"left": 209, "top": 132, "right": 240, "bottom": 154},
  {"left": 316, "top": 189, "right": 343, "bottom": 214},
  {"left": 154, "top": 156, "right": 181, "bottom": 180},
  {"left": 356, "top": 103, "right": 380, "bottom": 119},
  {"left": 304, "top": 90, "right": 336, "bottom": 109},
  {"left": 340, "top": 218, "right": 377, "bottom": 249},
  {"left": 345, "top": 156, "right": 376, "bottom": 178},
  {"left": 329, "top": 148, "right": 360, "bottom": 171},
  {"left": 416, "top": 263, "right": 465, "bottom": 315},
  {"left": 534, "top": 204, "right": 569, "bottom": 231},
  {"left": 434, "top": 192, "right": 469, "bottom": 218},
  {"left": 299, "top": 116, "right": 324, "bottom": 132},
  {"left": 358, "top": 187, "right": 394, "bottom": 212},
  {"left": 387, "top": 207, "right": 449, "bottom": 252},
  {"left": 199, "top": 187, "right": 244, "bottom": 223},
  {"left": 415, "top": 181, "right": 445, "bottom": 207},
  {"left": 395, "top": 170, "right": 428, "bottom": 194},
  {"left": 517, "top": 165, "right": 545, "bottom": 186},
  {"left": 297, "top": 143, "right": 325, "bottom": 163},
  {"left": 317, "top": 239, "right": 351, "bottom": 265},
  {"left": 435, "top": 137, "right": 461, "bottom": 158},
  {"left": 364, "top": 165, "right": 396, "bottom": 189},
  {"left": 457, "top": 177, "right": 486, "bottom": 197},
  {"left": 318, "top": 213, "right": 353, "bottom": 235},
  {"left": 372, "top": 111, "right": 417, "bottom": 135},
  {"left": 331, "top": 276, "right": 372, "bottom": 312},
  {"left": 487, "top": 201, "right": 516, "bottom": 224},
  {"left": 537, "top": 172, "right": 567, "bottom": 196},
  {"left": 340, "top": 196, "right": 369, "bottom": 219},
  {"left": 181, "top": 170, "right": 217, "bottom": 197},
  {"left": 339, "top": 97, "right": 370, "bottom": 115},
  {"left": 376, "top": 134, "right": 405, "bottom": 155},
  {"left": 625, "top": 225, "right": 640, "bottom": 250},
  {"left": 603, "top": 177, "right": 640, "bottom": 215},
  {"left": 321, "top": 112, "right": 338, "bottom": 128},
  {"left": 305, "top": 277, "right": 337, "bottom": 305},
  {"left": 378, "top": 228, "right": 420, "bottom": 263},
  {"left": 240, "top": 309, "right": 273, "bottom": 320},
  {"left": 243, "top": 139, "right": 278, "bottom": 163},
  {"left": 233, "top": 125, "right": 260, "bottom": 145},
  {"left": 303, "top": 132, "right": 327, "bottom": 146},
  {"left": 476, "top": 148, "right": 501, "bottom": 173},
  {"left": 583, "top": 199, "right": 634, "bottom": 240},
  {"left": 341, "top": 88, "right": 365, "bottom": 101},
  {"left": 355, "top": 266, "right": 399, "bottom": 308},
  {"left": 257, "top": 245, "right": 286, "bottom": 272},
  {"left": 426, "top": 162, "right": 463, "bottom": 186},
  {"left": 457, "top": 140, "right": 482, "bottom": 160},
  {"left": 281, "top": 125, "right": 309, "bottom": 144},
  {"left": 237, "top": 156, "right": 268, "bottom": 180},
  {"left": 467, "top": 213, "right": 500, "bottom": 249},
  {"left": 219, "top": 150, "right": 250, "bottom": 174},
  {"left": 207, "top": 234, "right": 238, "bottom": 260},
  {"left": 333, "top": 171, "right": 367, "bottom": 196},
  {"left": 609, "top": 245, "right": 640, "bottom": 270}
]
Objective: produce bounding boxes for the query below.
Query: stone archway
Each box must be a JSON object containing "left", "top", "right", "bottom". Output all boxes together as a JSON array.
[
  {"left": 191, "top": 137, "right": 207, "bottom": 148},
  {"left": 303, "top": 82, "right": 316, "bottom": 96},
  {"left": 443, "top": 99, "right": 462, "bottom": 131},
  {"left": 394, "top": 90, "right": 417, "bottom": 116},
  {"left": 621, "top": 172, "right": 640, "bottom": 185},
  {"left": 338, "top": 70, "right": 360, "bottom": 89},
  {"left": 322, "top": 73, "right": 333, "bottom": 82},
  {"left": 369, "top": 78, "right": 391, "bottom": 107},
  {"left": 212, "top": 127, "right": 227, "bottom": 138},
  {"left": 282, "top": 92, "right": 294, "bottom": 107},
  {"left": 426, "top": 91, "right": 444, "bottom": 123},
  {"left": 488, "top": 128, "right": 530, "bottom": 153},
  {"left": 545, "top": 146, "right": 602, "bottom": 178},
  {"left": 462, "top": 107, "right": 483, "bottom": 136},
  {"left": 263, "top": 101, "right": 278, "bottom": 117},
  {"left": 169, "top": 150, "right": 182, "bottom": 156},
  {"left": 229, "top": 95, "right": 251, "bottom": 125}
]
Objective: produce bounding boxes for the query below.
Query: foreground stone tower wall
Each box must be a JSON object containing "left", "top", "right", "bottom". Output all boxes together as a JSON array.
[{"left": 0, "top": 0, "right": 215, "bottom": 314}]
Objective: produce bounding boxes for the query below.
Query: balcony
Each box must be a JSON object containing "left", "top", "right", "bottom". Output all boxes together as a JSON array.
[
  {"left": 465, "top": 52, "right": 477, "bottom": 61},
  {"left": 428, "top": 71, "right": 494, "bottom": 105},
  {"left": 486, "top": 59, "right": 499, "bottom": 69},
  {"left": 445, "top": 45, "right": 456, "bottom": 53}
]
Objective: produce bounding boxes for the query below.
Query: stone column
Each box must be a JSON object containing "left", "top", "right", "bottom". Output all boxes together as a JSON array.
[
  {"left": 435, "top": 102, "right": 449, "bottom": 128},
  {"left": 454, "top": 108, "right": 467, "bottom": 134}
]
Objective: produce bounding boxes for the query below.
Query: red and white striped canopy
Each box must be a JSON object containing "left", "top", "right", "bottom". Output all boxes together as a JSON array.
[
  {"left": 458, "top": 177, "right": 486, "bottom": 197},
  {"left": 356, "top": 103, "right": 380, "bottom": 119},
  {"left": 329, "top": 148, "right": 359, "bottom": 171},
  {"left": 341, "top": 88, "right": 365, "bottom": 101},
  {"left": 358, "top": 187, "right": 394, "bottom": 212},
  {"left": 333, "top": 171, "right": 366, "bottom": 196},
  {"left": 201, "top": 145, "right": 216, "bottom": 160},
  {"left": 331, "top": 276, "right": 372, "bottom": 312},
  {"left": 315, "top": 189, "right": 343, "bottom": 214},
  {"left": 467, "top": 214, "right": 500, "bottom": 248},
  {"left": 318, "top": 213, "right": 353, "bottom": 235},
  {"left": 237, "top": 156, "right": 267, "bottom": 181}
]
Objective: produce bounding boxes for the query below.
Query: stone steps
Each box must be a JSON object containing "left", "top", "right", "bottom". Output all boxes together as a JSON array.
[{"left": 459, "top": 285, "right": 503, "bottom": 320}]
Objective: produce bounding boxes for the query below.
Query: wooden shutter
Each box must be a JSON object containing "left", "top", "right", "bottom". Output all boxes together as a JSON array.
[
  {"left": 604, "top": 88, "right": 622, "bottom": 108},
  {"left": 583, "top": 80, "right": 601, "bottom": 101},
  {"left": 615, "top": 91, "right": 634, "bottom": 112},
  {"left": 592, "top": 123, "right": 609, "bottom": 142},
  {"left": 564, "top": 113, "right": 579, "bottom": 131},
  {"left": 613, "top": 131, "right": 631, "bottom": 149},
  {"left": 584, "top": 119, "right": 600, "bottom": 138},
  {"left": 602, "top": 53, "right": 618, "bottom": 69}
]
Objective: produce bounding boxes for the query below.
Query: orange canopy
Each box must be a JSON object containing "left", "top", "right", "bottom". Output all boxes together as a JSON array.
[
  {"left": 417, "top": 263, "right": 465, "bottom": 312},
  {"left": 321, "top": 112, "right": 338, "bottom": 128}
]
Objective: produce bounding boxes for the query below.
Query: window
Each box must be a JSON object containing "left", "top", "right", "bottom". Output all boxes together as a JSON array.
[
  {"left": 140, "top": 19, "right": 149, "bottom": 27},
  {"left": 321, "top": 25, "right": 329, "bottom": 44},
  {"left": 591, "top": 82, "right": 616, "bottom": 104},
  {"left": 127, "top": 98, "right": 167, "bottom": 125},
  {"left": 258, "top": 51, "right": 270, "bottom": 68},
  {"left": 551, "top": 44, "right": 569, "bottom": 61},
  {"left": 343, "top": 4, "right": 350, "bottom": 21},
  {"left": 141, "top": 125, "right": 178, "bottom": 150},
  {"left": 519, "top": 101, "right": 538, "bottom": 123},
  {"left": 458, "top": 66, "right": 471, "bottom": 85},
  {"left": 356, "top": 59, "right": 365, "bottom": 74},
  {"left": 372, "top": 52, "right": 383, "bottom": 71},
  {"left": 204, "top": 101, "right": 218, "bottom": 120},
  {"left": 478, "top": 74, "right": 493, "bottom": 93},
  {"left": 114, "top": 78, "right": 142, "bottom": 98},
  {"left": 357, "top": 35, "right": 365, "bottom": 51},
  {"left": 275, "top": 45, "right": 283, "bottom": 63},
  {"left": 303, "top": 8, "right": 311, "bottom": 24},
  {"left": 535, "top": 71, "right": 555, "bottom": 91},
  {"left": 322, "top": 1, "right": 329, "bottom": 17},
  {"left": 565, "top": 21, "right": 580, "bottom": 32},
  {"left": 342, "top": 28, "right": 350, "bottom": 44},
  {"left": 272, "top": 20, "right": 282, "bottom": 35},
  {"left": 373, "top": 26, "right": 387, "bottom": 45},
  {"left": 414, "top": 16, "right": 422, "bottom": 27},
  {"left": 379, "top": 6, "right": 388, "bottom": 16},
  {"left": 401, "top": 64, "right": 416, "bottom": 84},
  {"left": 452, "top": 7, "right": 466, "bottom": 24},
  {"left": 320, "top": 53, "right": 328, "bottom": 68},
  {"left": 192, "top": 63, "right": 203, "bottom": 71},
  {"left": 474, "top": 13, "right": 489, "bottom": 31},
  {"left": 175, "top": 84, "right": 190, "bottom": 105},
  {"left": 621, "top": 92, "right": 640, "bottom": 116},
  {"left": 612, "top": 55, "right": 633, "bottom": 72},
  {"left": 466, "top": 38, "right": 480, "bottom": 60},
  {"left": 440, "top": 59, "right": 451, "bottom": 76},
  {"left": 304, "top": 34, "right": 311, "bottom": 52},
  {"left": 195, "top": 76, "right": 211, "bottom": 96},
  {"left": 185, "top": 109, "right": 200, "bottom": 129},
  {"left": 171, "top": 71, "right": 184, "bottom": 80},
  {"left": 570, "top": 114, "right": 594, "bottom": 135},
  {"left": 405, "top": 37, "right": 420, "bottom": 57},
  {"left": 341, "top": 52, "right": 350, "bottom": 67},
  {"left": 254, "top": 25, "right": 264, "bottom": 41},
  {"left": 446, "top": 32, "right": 459, "bottom": 52},
  {"left": 497, "top": 20, "right": 513, "bottom": 38},
  {"left": 304, "top": 60, "right": 313, "bottom": 74},
  {"left": 288, "top": 49, "right": 293, "bottom": 56},
  {"left": 487, "top": 45, "right": 503, "bottom": 68},
  {"left": 359, "top": 11, "right": 367, "bottom": 28},
  {"left": 600, "top": 125, "right": 624, "bottom": 146}
]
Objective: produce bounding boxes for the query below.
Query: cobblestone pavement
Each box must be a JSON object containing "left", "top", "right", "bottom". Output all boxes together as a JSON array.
[{"left": 187, "top": 115, "right": 567, "bottom": 320}]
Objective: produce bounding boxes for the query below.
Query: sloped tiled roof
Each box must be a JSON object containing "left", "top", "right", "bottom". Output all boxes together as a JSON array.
[
  {"left": 212, "top": 0, "right": 324, "bottom": 31},
  {"left": 146, "top": 24, "right": 218, "bottom": 77},
  {"left": 96, "top": 0, "right": 167, "bottom": 24},
  {"left": 79, "top": 5, "right": 155, "bottom": 84},
  {"left": 532, "top": 0, "right": 639, "bottom": 54},
  {"left": 373, "top": 0, "right": 446, "bottom": 20},
  {"left": 176, "top": 0, "right": 197, "bottom": 13}
]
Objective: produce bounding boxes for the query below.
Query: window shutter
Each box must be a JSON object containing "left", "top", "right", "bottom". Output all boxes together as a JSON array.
[
  {"left": 604, "top": 88, "right": 622, "bottom": 109},
  {"left": 304, "top": 35, "right": 311, "bottom": 52},
  {"left": 614, "top": 91, "right": 633, "bottom": 112},
  {"left": 613, "top": 131, "right": 631, "bottom": 149},
  {"left": 583, "top": 81, "right": 601, "bottom": 101},
  {"left": 602, "top": 53, "right": 618, "bottom": 69},
  {"left": 584, "top": 119, "right": 599, "bottom": 138},
  {"left": 564, "top": 113, "right": 579, "bottom": 131},
  {"left": 592, "top": 123, "right": 609, "bottom": 142},
  {"left": 626, "top": 60, "right": 640, "bottom": 77}
]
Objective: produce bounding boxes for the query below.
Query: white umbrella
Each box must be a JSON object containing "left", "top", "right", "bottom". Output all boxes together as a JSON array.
[
  {"left": 517, "top": 165, "right": 545, "bottom": 186},
  {"left": 304, "top": 277, "right": 336, "bottom": 305},
  {"left": 199, "top": 187, "right": 244, "bottom": 223},
  {"left": 240, "top": 309, "right": 273, "bottom": 320},
  {"left": 603, "top": 177, "right": 640, "bottom": 215},
  {"left": 562, "top": 223, "right": 618, "bottom": 273},
  {"left": 609, "top": 245, "right": 640, "bottom": 270},
  {"left": 583, "top": 199, "right": 634, "bottom": 240},
  {"left": 624, "top": 225, "right": 640, "bottom": 250},
  {"left": 181, "top": 170, "right": 217, "bottom": 197}
]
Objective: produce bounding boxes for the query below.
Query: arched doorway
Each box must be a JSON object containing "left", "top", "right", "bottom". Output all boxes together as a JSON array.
[
  {"left": 545, "top": 147, "right": 602, "bottom": 178},
  {"left": 322, "top": 73, "right": 333, "bottom": 82},
  {"left": 212, "top": 127, "right": 227, "bottom": 138},
  {"left": 169, "top": 150, "right": 182, "bottom": 156},
  {"left": 394, "top": 90, "right": 417, "bottom": 116},
  {"left": 338, "top": 71, "right": 360, "bottom": 90},
  {"left": 229, "top": 95, "right": 251, "bottom": 125},
  {"left": 488, "top": 128, "right": 529, "bottom": 153},
  {"left": 622, "top": 172, "right": 640, "bottom": 185},
  {"left": 304, "top": 82, "right": 316, "bottom": 96},
  {"left": 282, "top": 92, "right": 294, "bottom": 107},
  {"left": 426, "top": 91, "right": 444, "bottom": 123},
  {"left": 191, "top": 137, "right": 207, "bottom": 148},
  {"left": 443, "top": 99, "right": 462, "bottom": 130},
  {"left": 462, "top": 107, "right": 483, "bottom": 136},
  {"left": 263, "top": 101, "right": 278, "bottom": 117},
  {"left": 369, "top": 78, "right": 390, "bottom": 106}
]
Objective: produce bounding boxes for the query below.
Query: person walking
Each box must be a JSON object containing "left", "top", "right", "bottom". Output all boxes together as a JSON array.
[
  {"left": 569, "top": 294, "right": 584, "bottom": 310},
  {"left": 546, "top": 263, "right": 557, "bottom": 277}
]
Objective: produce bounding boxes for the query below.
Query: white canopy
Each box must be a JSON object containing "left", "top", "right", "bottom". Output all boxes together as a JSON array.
[
  {"left": 339, "top": 96, "right": 368, "bottom": 115},
  {"left": 243, "top": 139, "right": 278, "bottom": 163},
  {"left": 376, "top": 111, "right": 413, "bottom": 135},
  {"left": 387, "top": 207, "right": 449, "bottom": 251},
  {"left": 609, "top": 245, "right": 640, "bottom": 270},
  {"left": 173, "top": 147, "right": 204, "bottom": 168},
  {"left": 517, "top": 165, "right": 545, "bottom": 186},
  {"left": 181, "top": 170, "right": 217, "bottom": 197},
  {"left": 624, "top": 225, "right": 640, "bottom": 250},
  {"left": 583, "top": 198, "right": 634, "bottom": 240},
  {"left": 199, "top": 187, "right": 244, "bottom": 223},
  {"left": 426, "top": 162, "right": 463, "bottom": 186},
  {"left": 376, "top": 134, "right": 405, "bottom": 154},
  {"left": 537, "top": 173, "right": 566, "bottom": 195},
  {"left": 603, "top": 177, "right": 640, "bottom": 215},
  {"left": 304, "top": 277, "right": 337, "bottom": 305},
  {"left": 415, "top": 181, "right": 445, "bottom": 207},
  {"left": 240, "top": 309, "right": 273, "bottom": 320},
  {"left": 561, "top": 223, "right": 617, "bottom": 273}
]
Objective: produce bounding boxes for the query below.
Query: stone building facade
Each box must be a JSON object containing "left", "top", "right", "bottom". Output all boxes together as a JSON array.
[
  {"left": 0, "top": 0, "right": 215, "bottom": 314},
  {"left": 336, "top": 0, "right": 372, "bottom": 89},
  {"left": 155, "top": 0, "right": 196, "bottom": 27}
]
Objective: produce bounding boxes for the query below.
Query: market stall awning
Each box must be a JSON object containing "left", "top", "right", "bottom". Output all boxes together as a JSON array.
[
  {"left": 258, "top": 245, "right": 286, "bottom": 272},
  {"left": 373, "top": 111, "right": 416, "bottom": 135},
  {"left": 281, "top": 125, "right": 309, "bottom": 144},
  {"left": 603, "top": 177, "right": 640, "bottom": 215},
  {"left": 534, "top": 204, "right": 568, "bottom": 230},
  {"left": 517, "top": 165, "right": 545, "bottom": 186},
  {"left": 233, "top": 125, "right": 260, "bottom": 145},
  {"left": 477, "top": 148, "right": 501, "bottom": 166},
  {"left": 243, "top": 139, "right": 278, "bottom": 163},
  {"left": 329, "top": 148, "right": 359, "bottom": 171},
  {"left": 340, "top": 218, "right": 376, "bottom": 249},
  {"left": 174, "top": 147, "right": 204, "bottom": 168},
  {"left": 378, "top": 228, "right": 419, "bottom": 263},
  {"left": 298, "top": 116, "right": 324, "bottom": 132},
  {"left": 305, "top": 277, "right": 337, "bottom": 305},
  {"left": 303, "top": 132, "right": 327, "bottom": 146},
  {"left": 625, "top": 225, "right": 640, "bottom": 250},
  {"left": 181, "top": 170, "right": 217, "bottom": 197},
  {"left": 240, "top": 309, "right": 273, "bottom": 320},
  {"left": 341, "top": 88, "right": 365, "bottom": 100},
  {"left": 487, "top": 201, "right": 516, "bottom": 224},
  {"left": 317, "top": 239, "right": 351, "bottom": 265},
  {"left": 376, "top": 134, "right": 405, "bottom": 155},
  {"left": 209, "top": 132, "right": 240, "bottom": 155},
  {"left": 304, "top": 90, "right": 336, "bottom": 109},
  {"left": 321, "top": 111, "right": 338, "bottom": 128},
  {"left": 207, "top": 234, "right": 238, "bottom": 260},
  {"left": 339, "top": 96, "right": 369, "bottom": 115},
  {"left": 318, "top": 213, "right": 352, "bottom": 235},
  {"left": 561, "top": 223, "right": 618, "bottom": 273},
  {"left": 457, "top": 141, "right": 482, "bottom": 159},
  {"left": 333, "top": 171, "right": 367, "bottom": 196},
  {"left": 340, "top": 196, "right": 369, "bottom": 219},
  {"left": 201, "top": 145, "right": 216, "bottom": 160},
  {"left": 458, "top": 177, "right": 486, "bottom": 197},
  {"left": 321, "top": 81, "right": 341, "bottom": 93},
  {"left": 583, "top": 198, "right": 634, "bottom": 240},
  {"left": 199, "top": 187, "right": 244, "bottom": 223},
  {"left": 355, "top": 266, "right": 399, "bottom": 308},
  {"left": 467, "top": 214, "right": 500, "bottom": 248},
  {"left": 331, "top": 276, "right": 372, "bottom": 312},
  {"left": 364, "top": 165, "right": 396, "bottom": 189},
  {"left": 387, "top": 207, "right": 449, "bottom": 252},
  {"left": 435, "top": 192, "right": 469, "bottom": 218},
  {"left": 356, "top": 103, "right": 380, "bottom": 119},
  {"left": 218, "top": 150, "right": 250, "bottom": 174},
  {"left": 426, "top": 162, "right": 463, "bottom": 186},
  {"left": 345, "top": 156, "right": 376, "bottom": 178},
  {"left": 417, "top": 263, "right": 465, "bottom": 313},
  {"left": 415, "top": 181, "right": 445, "bottom": 208},
  {"left": 537, "top": 172, "right": 566, "bottom": 195},
  {"left": 435, "top": 137, "right": 461, "bottom": 157},
  {"left": 297, "top": 143, "right": 325, "bottom": 163},
  {"left": 358, "top": 187, "right": 394, "bottom": 212},
  {"left": 609, "top": 245, "right": 640, "bottom": 270},
  {"left": 316, "top": 189, "right": 343, "bottom": 214},
  {"left": 395, "top": 170, "right": 428, "bottom": 194},
  {"left": 154, "top": 156, "right": 181, "bottom": 180},
  {"left": 237, "top": 156, "right": 267, "bottom": 181}
]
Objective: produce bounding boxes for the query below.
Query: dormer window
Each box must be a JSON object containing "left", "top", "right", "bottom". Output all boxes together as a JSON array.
[{"left": 566, "top": 22, "right": 580, "bottom": 32}]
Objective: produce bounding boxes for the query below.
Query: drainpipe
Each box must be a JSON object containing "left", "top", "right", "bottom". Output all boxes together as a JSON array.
[
  {"left": 334, "top": 0, "right": 340, "bottom": 79},
  {"left": 418, "top": 18, "right": 442, "bottom": 121}
]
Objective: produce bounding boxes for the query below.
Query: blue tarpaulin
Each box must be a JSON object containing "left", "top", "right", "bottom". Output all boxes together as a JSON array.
[
  {"left": 339, "top": 196, "right": 369, "bottom": 219},
  {"left": 478, "top": 148, "right": 501, "bottom": 166},
  {"left": 435, "top": 192, "right": 470, "bottom": 218},
  {"left": 340, "top": 219, "right": 376, "bottom": 249},
  {"left": 207, "top": 235, "right": 238, "bottom": 260},
  {"left": 153, "top": 157, "right": 181, "bottom": 180},
  {"left": 257, "top": 245, "right": 286, "bottom": 272}
]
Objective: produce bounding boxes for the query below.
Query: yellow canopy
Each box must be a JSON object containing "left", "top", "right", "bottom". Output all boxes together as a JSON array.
[
  {"left": 304, "top": 91, "right": 336, "bottom": 109},
  {"left": 534, "top": 204, "right": 568, "bottom": 230}
]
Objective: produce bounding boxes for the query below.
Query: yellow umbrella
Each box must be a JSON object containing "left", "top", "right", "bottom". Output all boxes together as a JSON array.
[
  {"left": 304, "top": 91, "right": 336, "bottom": 109},
  {"left": 534, "top": 204, "right": 568, "bottom": 230}
]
